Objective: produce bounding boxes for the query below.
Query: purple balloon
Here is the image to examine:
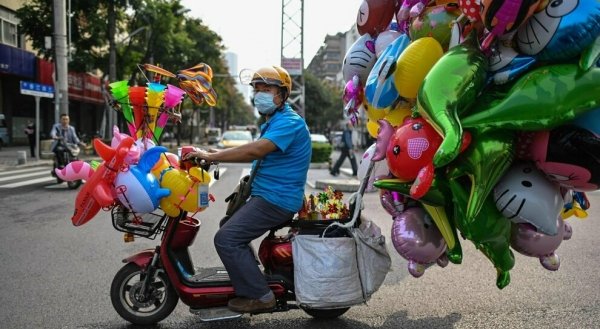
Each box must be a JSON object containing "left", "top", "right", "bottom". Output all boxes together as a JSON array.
[
  {"left": 372, "top": 119, "right": 394, "bottom": 161},
  {"left": 391, "top": 207, "right": 447, "bottom": 277},
  {"left": 510, "top": 217, "right": 572, "bottom": 271},
  {"left": 380, "top": 189, "right": 409, "bottom": 217}
]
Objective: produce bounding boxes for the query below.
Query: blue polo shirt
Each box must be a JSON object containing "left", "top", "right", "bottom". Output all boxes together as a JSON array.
[{"left": 251, "top": 104, "right": 311, "bottom": 212}]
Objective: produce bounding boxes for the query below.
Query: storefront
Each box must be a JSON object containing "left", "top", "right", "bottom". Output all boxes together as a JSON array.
[{"left": 0, "top": 43, "right": 105, "bottom": 145}]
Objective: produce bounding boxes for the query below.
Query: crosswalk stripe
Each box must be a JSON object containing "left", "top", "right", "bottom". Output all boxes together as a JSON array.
[
  {"left": 0, "top": 176, "right": 56, "bottom": 188},
  {"left": 0, "top": 165, "right": 242, "bottom": 190},
  {"left": 0, "top": 167, "right": 50, "bottom": 177},
  {"left": 0, "top": 170, "right": 51, "bottom": 182}
]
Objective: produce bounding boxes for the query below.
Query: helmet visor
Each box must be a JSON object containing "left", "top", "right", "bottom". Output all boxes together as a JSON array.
[{"left": 239, "top": 68, "right": 283, "bottom": 88}]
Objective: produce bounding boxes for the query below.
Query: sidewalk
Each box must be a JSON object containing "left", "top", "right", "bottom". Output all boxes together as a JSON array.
[{"left": 0, "top": 145, "right": 363, "bottom": 191}]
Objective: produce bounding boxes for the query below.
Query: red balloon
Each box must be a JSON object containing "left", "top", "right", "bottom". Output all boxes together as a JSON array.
[
  {"left": 386, "top": 118, "right": 442, "bottom": 182},
  {"left": 356, "top": 0, "right": 396, "bottom": 36}
]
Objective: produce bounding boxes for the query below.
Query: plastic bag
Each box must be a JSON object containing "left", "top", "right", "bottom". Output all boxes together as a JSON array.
[
  {"left": 351, "top": 219, "right": 391, "bottom": 299},
  {"left": 292, "top": 234, "right": 364, "bottom": 309}
]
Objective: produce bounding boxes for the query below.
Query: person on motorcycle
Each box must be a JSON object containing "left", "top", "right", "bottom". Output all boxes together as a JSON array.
[
  {"left": 50, "top": 114, "right": 86, "bottom": 167},
  {"left": 183, "top": 66, "right": 312, "bottom": 313}
]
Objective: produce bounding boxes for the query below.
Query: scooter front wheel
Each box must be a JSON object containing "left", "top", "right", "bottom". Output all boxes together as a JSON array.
[{"left": 110, "top": 263, "right": 179, "bottom": 325}]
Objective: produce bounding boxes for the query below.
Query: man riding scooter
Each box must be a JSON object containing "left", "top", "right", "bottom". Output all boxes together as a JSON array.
[
  {"left": 183, "top": 65, "right": 312, "bottom": 313},
  {"left": 50, "top": 113, "right": 86, "bottom": 167}
]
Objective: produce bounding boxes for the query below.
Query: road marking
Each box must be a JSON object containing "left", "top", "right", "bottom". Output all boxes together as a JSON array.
[
  {"left": 0, "top": 176, "right": 56, "bottom": 188},
  {"left": 0, "top": 170, "right": 51, "bottom": 182},
  {"left": 0, "top": 166, "right": 50, "bottom": 176},
  {"left": 0, "top": 167, "right": 229, "bottom": 189}
]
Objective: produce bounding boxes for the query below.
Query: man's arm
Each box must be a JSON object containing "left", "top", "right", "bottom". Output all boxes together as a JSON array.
[
  {"left": 185, "top": 138, "right": 277, "bottom": 163},
  {"left": 50, "top": 124, "right": 58, "bottom": 139}
]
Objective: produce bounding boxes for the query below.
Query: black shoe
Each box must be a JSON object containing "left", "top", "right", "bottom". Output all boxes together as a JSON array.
[{"left": 329, "top": 170, "right": 339, "bottom": 176}]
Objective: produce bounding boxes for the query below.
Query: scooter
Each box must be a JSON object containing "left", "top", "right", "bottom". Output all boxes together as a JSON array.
[
  {"left": 50, "top": 137, "right": 82, "bottom": 189},
  {"left": 109, "top": 161, "right": 353, "bottom": 325}
]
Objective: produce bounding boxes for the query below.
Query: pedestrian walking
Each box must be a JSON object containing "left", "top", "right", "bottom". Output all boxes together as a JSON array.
[
  {"left": 330, "top": 122, "right": 358, "bottom": 176},
  {"left": 24, "top": 120, "right": 35, "bottom": 157}
]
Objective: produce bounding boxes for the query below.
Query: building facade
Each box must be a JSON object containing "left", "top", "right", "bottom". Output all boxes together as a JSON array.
[{"left": 0, "top": 3, "right": 104, "bottom": 146}]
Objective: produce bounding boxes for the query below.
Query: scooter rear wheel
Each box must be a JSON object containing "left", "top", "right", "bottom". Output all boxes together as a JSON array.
[
  {"left": 110, "top": 263, "right": 179, "bottom": 325},
  {"left": 300, "top": 306, "right": 350, "bottom": 319}
]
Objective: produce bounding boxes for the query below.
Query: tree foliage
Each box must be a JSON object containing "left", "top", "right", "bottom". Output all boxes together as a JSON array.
[
  {"left": 16, "top": 0, "right": 253, "bottom": 130},
  {"left": 304, "top": 70, "right": 344, "bottom": 134}
]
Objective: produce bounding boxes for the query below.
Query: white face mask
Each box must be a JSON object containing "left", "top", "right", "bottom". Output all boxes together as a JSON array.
[{"left": 254, "top": 91, "right": 278, "bottom": 115}]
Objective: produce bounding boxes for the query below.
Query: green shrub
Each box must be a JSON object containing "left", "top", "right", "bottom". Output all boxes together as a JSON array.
[{"left": 311, "top": 142, "right": 332, "bottom": 163}]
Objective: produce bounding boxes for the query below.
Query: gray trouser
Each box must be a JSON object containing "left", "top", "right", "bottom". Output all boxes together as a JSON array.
[{"left": 214, "top": 196, "right": 294, "bottom": 299}]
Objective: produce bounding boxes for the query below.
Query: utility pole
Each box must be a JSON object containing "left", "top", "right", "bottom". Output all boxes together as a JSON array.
[
  {"left": 107, "top": 0, "right": 117, "bottom": 134},
  {"left": 53, "top": 0, "right": 69, "bottom": 117},
  {"left": 281, "top": 0, "right": 305, "bottom": 118}
]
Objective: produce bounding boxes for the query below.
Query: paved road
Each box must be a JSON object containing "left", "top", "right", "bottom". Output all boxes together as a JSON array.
[{"left": 0, "top": 149, "right": 599, "bottom": 328}]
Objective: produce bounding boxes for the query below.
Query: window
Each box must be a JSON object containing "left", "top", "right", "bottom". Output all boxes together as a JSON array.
[{"left": 0, "top": 7, "right": 19, "bottom": 47}]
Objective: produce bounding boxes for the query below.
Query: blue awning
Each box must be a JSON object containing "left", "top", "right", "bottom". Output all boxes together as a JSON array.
[{"left": 0, "top": 43, "right": 36, "bottom": 79}]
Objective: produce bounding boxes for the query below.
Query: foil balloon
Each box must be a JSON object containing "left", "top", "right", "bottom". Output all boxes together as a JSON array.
[
  {"left": 342, "top": 34, "right": 377, "bottom": 83},
  {"left": 480, "top": 0, "right": 541, "bottom": 50},
  {"left": 365, "top": 34, "right": 411, "bottom": 109},
  {"left": 511, "top": 218, "right": 573, "bottom": 271},
  {"left": 372, "top": 119, "right": 395, "bottom": 161},
  {"left": 365, "top": 102, "right": 389, "bottom": 122},
  {"left": 357, "top": 143, "right": 391, "bottom": 191},
  {"left": 459, "top": 0, "right": 482, "bottom": 22},
  {"left": 417, "top": 34, "right": 488, "bottom": 168},
  {"left": 373, "top": 177, "right": 462, "bottom": 263},
  {"left": 394, "top": 37, "right": 444, "bottom": 99},
  {"left": 409, "top": 4, "right": 461, "bottom": 49},
  {"left": 343, "top": 75, "right": 365, "bottom": 123},
  {"left": 71, "top": 137, "right": 135, "bottom": 226},
  {"left": 115, "top": 146, "right": 171, "bottom": 214},
  {"left": 447, "top": 129, "right": 515, "bottom": 225},
  {"left": 461, "top": 64, "right": 600, "bottom": 131},
  {"left": 516, "top": 0, "right": 600, "bottom": 61},
  {"left": 356, "top": 0, "right": 396, "bottom": 36},
  {"left": 391, "top": 207, "right": 447, "bottom": 278},
  {"left": 386, "top": 117, "right": 441, "bottom": 184},
  {"left": 449, "top": 179, "right": 515, "bottom": 289},
  {"left": 528, "top": 125, "right": 600, "bottom": 191},
  {"left": 375, "top": 29, "right": 404, "bottom": 57},
  {"left": 366, "top": 119, "right": 381, "bottom": 138},
  {"left": 488, "top": 39, "right": 537, "bottom": 85},
  {"left": 396, "top": 0, "right": 429, "bottom": 33},
  {"left": 493, "top": 162, "right": 563, "bottom": 235},
  {"left": 383, "top": 103, "right": 412, "bottom": 127},
  {"left": 379, "top": 188, "right": 411, "bottom": 216}
]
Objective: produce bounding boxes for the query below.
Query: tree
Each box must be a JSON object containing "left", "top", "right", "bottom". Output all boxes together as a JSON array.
[{"left": 304, "top": 70, "right": 344, "bottom": 133}]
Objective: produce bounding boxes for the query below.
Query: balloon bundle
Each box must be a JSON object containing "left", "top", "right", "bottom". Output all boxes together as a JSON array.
[
  {"left": 348, "top": 0, "right": 600, "bottom": 289},
  {"left": 106, "top": 63, "right": 217, "bottom": 144},
  {"left": 58, "top": 63, "right": 219, "bottom": 228}
]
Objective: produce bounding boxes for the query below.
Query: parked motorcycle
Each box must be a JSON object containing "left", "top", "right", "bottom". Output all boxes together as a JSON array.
[
  {"left": 50, "top": 137, "right": 82, "bottom": 189},
  {"left": 108, "top": 161, "right": 352, "bottom": 325}
]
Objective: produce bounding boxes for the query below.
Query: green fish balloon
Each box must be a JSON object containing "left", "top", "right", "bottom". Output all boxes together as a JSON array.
[
  {"left": 417, "top": 34, "right": 488, "bottom": 168},
  {"left": 461, "top": 64, "right": 600, "bottom": 131}
]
